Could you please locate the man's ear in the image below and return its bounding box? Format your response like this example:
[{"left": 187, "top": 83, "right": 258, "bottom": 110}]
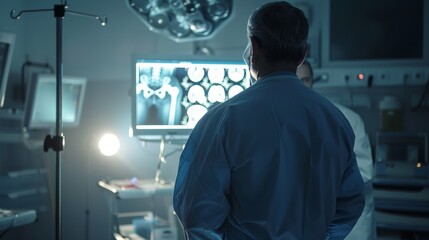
[{"left": 250, "top": 37, "right": 260, "bottom": 65}]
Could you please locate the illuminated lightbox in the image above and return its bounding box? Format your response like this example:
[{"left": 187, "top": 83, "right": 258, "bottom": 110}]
[{"left": 131, "top": 59, "right": 250, "bottom": 140}]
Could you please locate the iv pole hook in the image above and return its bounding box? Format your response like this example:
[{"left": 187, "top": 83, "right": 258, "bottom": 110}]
[
  {"left": 10, "top": 7, "right": 107, "bottom": 26},
  {"left": 10, "top": 8, "right": 53, "bottom": 19}
]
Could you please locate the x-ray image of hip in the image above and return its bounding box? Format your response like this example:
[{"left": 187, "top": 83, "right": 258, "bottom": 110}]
[{"left": 136, "top": 67, "right": 184, "bottom": 125}]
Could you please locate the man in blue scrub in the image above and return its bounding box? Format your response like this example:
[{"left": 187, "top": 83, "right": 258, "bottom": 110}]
[{"left": 173, "top": 2, "right": 365, "bottom": 239}]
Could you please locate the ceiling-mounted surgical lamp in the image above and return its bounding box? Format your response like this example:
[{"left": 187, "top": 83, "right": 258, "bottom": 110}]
[{"left": 126, "top": 0, "right": 233, "bottom": 42}]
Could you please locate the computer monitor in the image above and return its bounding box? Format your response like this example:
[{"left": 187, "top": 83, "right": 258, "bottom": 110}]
[
  {"left": 0, "top": 31, "right": 15, "bottom": 108},
  {"left": 130, "top": 58, "right": 250, "bottom": 141},
  {"left": 23, "top": 74, "right": 87, "bottom": 131},
  {"left": 321, "top": 0, "right": 429, "bottom": 68}
]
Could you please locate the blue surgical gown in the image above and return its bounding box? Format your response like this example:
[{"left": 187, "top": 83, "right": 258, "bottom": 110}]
[{"left": 173, "top": 71, "right": 365, "bottom": 240}]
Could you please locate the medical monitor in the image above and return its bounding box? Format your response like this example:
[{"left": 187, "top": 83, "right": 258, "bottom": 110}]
[
  {"left": 23, "top": 74, "right": 87, "bottom": 131},
  {"left": 321, "top": 0, "right": 429, "bottom": 68},
  {"left": 0, "top": 31, "right": 15, "bottom": 108},
  {"left": 131, "top": 58, "right": 250, "bottom": 141}
]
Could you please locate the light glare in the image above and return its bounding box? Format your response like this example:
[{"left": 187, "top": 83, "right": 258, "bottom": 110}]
[{"left": 98, "top": 133, "right": 120, "bottom": 156}]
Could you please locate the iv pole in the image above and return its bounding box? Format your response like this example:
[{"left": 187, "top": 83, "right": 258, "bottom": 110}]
[{"left": 10, "top": 2, "right": 106, "bottom": 240}]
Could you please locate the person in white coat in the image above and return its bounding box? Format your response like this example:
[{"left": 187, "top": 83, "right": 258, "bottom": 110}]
[
  {"left": 173, "top": 2, "right": 365, "bottom": 239},
  {"left": 297, "top": 60, "right": 376, "bottom": 240}
]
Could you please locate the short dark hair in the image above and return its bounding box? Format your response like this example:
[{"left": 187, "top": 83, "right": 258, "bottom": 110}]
[{"left": 248, "top": 1, "right": 309, "bottom": 63}]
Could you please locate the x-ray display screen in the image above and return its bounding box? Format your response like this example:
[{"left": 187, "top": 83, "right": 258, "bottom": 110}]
[{"left": 131, "top": 59, "right": 250, "bottom": 139}]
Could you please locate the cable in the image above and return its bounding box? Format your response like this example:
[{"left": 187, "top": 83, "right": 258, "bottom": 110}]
[
  {"left": 411, "top": 76, "right": 429, "bottom": 112},
  {"left": 0, "top": 226, "right": 11, "bottom": 239},
  {"left": 367, "top": 75, "right": 373, "bottom": 88},
  {"left": 0, "top": 213, "right": 18, "bottom": 239},
  {"left": 344, "top": 75, "right": 353, "bottom": 107}
]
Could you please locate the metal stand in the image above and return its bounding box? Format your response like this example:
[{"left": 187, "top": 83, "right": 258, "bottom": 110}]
[
  {"left": 155, "top": 137, "right": 184, "bottom": 184},
  {"left": 155, "top": 138, "right": 166, "bottom": 184},
  {"left": 10, "top": 3, "right": 106, "bottom": 240}
]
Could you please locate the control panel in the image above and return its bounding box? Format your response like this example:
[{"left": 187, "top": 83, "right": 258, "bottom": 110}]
[{"left": 314, "top": 67, "right": 429, "bottom": 88}]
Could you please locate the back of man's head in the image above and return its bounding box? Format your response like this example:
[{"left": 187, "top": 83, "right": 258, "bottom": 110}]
[{"left": 247, "top": 1, "right": 309, "bottom": 64}]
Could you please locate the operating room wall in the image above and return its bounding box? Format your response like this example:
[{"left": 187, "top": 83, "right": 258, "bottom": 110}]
[{"left": 2, "top": 1, "right": 428, "bottom": 240}]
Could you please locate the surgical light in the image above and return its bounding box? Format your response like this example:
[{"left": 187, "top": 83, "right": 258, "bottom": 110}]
[
  {"left": 126, "top": 0, "right": 233, "bottom": 42},
  {"left": 98, "top": 133, "right": 120, "bottom": 156}
]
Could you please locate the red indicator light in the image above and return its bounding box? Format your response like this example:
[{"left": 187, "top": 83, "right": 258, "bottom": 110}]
[{"left": 357, "top": 73, "right": 364, "bottom": 80}]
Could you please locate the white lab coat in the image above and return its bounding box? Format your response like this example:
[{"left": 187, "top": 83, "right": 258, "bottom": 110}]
[
  {"left": 334, "top": 104, "right": 376, "bottom": 240},
  {"left": 173, "top": 71, "right": 365, "bottom": 240}
]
